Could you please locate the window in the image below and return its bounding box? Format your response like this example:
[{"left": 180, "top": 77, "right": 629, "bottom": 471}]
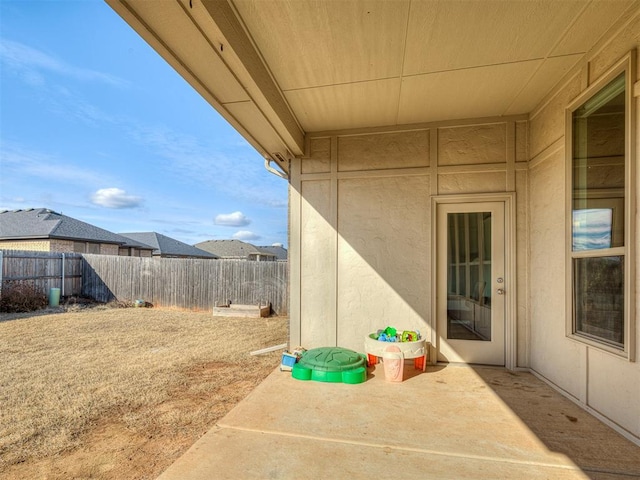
[
  {"left": 567, "top": 55, "right": 635, "bottom": 358},
  {"left": 446, "top": 212, "right": 492, "bottom": 341}
]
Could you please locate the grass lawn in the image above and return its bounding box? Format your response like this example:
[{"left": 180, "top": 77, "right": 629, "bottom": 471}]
[{"left": 0, "top": 305, "right": 288, "bottom": 479}]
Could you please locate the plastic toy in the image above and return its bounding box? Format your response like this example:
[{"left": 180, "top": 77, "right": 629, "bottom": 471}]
[
  {"left": 374, "top": 326, "right": 422, "bottom": 343},
  {"left": 280, "top": 352, "right": 298, "bottom": 371},
  {"left": 291, "top": 347, "right": 367, "bottom": 384},
  {"left": 401, "top": 330, "right": 419, "bottom": 342},
  {"left": 382, "top": 345, "right": 404, "bottom": 382},
  {"left": 375, "top": 326, "right": 403, "bottom": 342}
]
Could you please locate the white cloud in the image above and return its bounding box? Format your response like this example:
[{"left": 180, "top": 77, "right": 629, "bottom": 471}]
[
  {"left": 215, "top": 211, "right": 250, "bottom": 227},
  {"left": 91, "top": 188, "right": 143, "bottom": 209},
  {"left": 0, "top": 39, "right": 128, "bottom": 88},
  {"left": 233, "top": 230, "right": 261, "bottom": 241}
]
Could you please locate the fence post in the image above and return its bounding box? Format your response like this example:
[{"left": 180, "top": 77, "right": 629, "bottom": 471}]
[{"left": 61, "top": 252, "right": 65, "bottom": 297}]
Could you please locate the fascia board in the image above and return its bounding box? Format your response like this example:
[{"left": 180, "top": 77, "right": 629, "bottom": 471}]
[{"left": 105, "top": 0, "right": 302, "bottom": 171}]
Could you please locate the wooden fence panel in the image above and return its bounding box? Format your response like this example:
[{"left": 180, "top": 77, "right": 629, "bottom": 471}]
[
  {"left": 81, "top": 255, "right": 288, "bottom": 314},
  {"left": 1, "top": 251, "right": 288, "bottom": 314},
  {"left": 0, "top": 250, "right": 83, "bottom": 297}
]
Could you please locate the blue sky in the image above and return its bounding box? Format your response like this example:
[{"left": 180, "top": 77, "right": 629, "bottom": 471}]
[{"left": 0, "top": 0, "right": 289, "bottom": 247}]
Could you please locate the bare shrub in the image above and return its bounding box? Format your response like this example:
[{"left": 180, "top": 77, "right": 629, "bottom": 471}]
[
  {"left": 104, "top": 299, "right": 133, "bottom": 309},
  {"left": 0, "top": 282, "right": 48, "bottom": 313}
]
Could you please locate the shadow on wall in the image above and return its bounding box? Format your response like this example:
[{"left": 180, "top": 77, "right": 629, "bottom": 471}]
[
  {"left": 292, "top": 123, "right": 524, "bottom": 349},
  {"left": 295, "top": 170, "right": 432, "bottom": 347}
]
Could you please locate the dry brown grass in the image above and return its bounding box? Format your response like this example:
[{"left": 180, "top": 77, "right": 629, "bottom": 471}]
[{"left": 0, "top": 306, "right": 288, "bottom": 479}]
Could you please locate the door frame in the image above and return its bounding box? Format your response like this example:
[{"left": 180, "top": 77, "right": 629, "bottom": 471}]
[{"left": 431, "top": 193, "right": 517, "bottom": 370}]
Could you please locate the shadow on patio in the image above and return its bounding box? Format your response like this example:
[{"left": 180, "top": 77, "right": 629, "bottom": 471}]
[
  {"left": 471, "top": 367, "right": 640, "bottom": 479},
  {"left": 157, "top": 364, "right": 640, "bottom": 480}
]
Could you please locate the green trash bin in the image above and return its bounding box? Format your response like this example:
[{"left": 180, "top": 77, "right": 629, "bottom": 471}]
[{"left": 49, "top": 288, "right": 61, "bottom": 307}]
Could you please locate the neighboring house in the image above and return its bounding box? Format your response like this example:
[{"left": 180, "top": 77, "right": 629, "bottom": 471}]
[
  {"left": 118, "top": 236, "right": 156, "bottom": 257},
  {"left": 257, "top": 244, "right": 288, "bottom": 262},
  {"left": 119, "top": 232, "right": 218, "bottom": 259},
  {"left": 0, "top": 208, "right": 153, "bottom": 256},
  {"left": 109, "top": 2, "right": 640, "bottom": 445},
  {"left": 195, "top": 239, "right": 277, "bottom": 261}
]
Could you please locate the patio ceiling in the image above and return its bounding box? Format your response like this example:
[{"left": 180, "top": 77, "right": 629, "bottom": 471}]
[{"left": 106, "top": 0, "right": 637, "bottom": 171}]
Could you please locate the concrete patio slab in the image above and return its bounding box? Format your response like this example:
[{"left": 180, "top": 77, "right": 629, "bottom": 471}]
[{"left": 157, "top": 364, "right": 640, "bottom": 480}]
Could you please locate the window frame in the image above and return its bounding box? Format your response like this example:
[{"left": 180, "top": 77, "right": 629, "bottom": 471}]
[{"left": 564, "top": 51, "right": 636, "bottom": 361}]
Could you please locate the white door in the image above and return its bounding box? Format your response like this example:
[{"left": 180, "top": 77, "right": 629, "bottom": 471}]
[{"left": 436, "top": 201, "right": 506, "bottom": 365}]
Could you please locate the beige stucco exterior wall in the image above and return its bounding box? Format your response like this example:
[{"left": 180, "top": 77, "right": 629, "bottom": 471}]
[
  {"left": 528, "top": 11, "right": 640, "bottom": 442},
  {"left": 291, "top": 119, "right": 529, "bottom": 365}
]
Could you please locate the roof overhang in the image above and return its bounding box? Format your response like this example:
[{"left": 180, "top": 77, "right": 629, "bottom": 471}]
[{"left": 106, "top": 0, "right": 639, "bottom": 174}]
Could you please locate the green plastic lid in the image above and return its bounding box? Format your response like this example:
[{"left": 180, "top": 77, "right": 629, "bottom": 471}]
[{"left": 291, "top": 347, "right": 367, "bottom": 384}]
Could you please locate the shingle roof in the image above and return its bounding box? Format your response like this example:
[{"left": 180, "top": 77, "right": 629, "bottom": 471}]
[
  {"left": 195, "top": 239, "right": 276, "bottom": 259},
  {"left": 119, "top": 232, "right": 218, "bottom": 258},
  {"left": 118, "top": 236, "right": 155, "bottom": 250},
  {"left": 0, "top": 208, "right": 130, "bottom": 245},
  {"left": 257, "top": 245, "right": 288, "bottom": 260}
]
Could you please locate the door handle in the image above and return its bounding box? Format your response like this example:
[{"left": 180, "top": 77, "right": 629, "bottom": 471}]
[{"left": 497, "top": 288, "right": 505, "bottom": 295}]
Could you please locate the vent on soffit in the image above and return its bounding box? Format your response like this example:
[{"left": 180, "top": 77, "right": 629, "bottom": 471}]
[{"left": 271, "top": 152, "right": 289, "bottom": 165}]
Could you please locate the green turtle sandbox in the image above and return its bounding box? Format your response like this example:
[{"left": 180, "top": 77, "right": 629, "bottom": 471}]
[{"left": 291, "top": 347, "right": 367, "bottom": 384}]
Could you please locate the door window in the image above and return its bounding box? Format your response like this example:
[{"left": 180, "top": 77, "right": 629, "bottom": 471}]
[{"left": 446, "top": 212, "right": 492, "bottom": 341}]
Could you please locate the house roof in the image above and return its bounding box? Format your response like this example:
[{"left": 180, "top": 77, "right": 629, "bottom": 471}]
[
  {"left": 0, "top": 208, "right": 132, "bottom": 245},
  {"left": 106, "top": 0, "right": 638, "bottom": 173},
  {"left": 257, "top": 245, "right": 288, "bottom": 261},
  {"left": 119, "top": 232, "right": 218, "bottom": 258},
  {"left": 195, "top": 239, "right": 276, "bottom": 259}
]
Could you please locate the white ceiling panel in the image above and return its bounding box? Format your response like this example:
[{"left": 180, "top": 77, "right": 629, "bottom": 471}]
[
  {"left": 550, "top": 0, "right": 636, "bottom": 56},
  {"left": 504, "top": 54, "right": 584, "bottom": 115},
  {"left": 397, "top": 61, "right": 542, "bottom": 125},
  {"left": 284, "top": 78, "right": 401, "bottom": 132},
  {"left": 403, "top": 0, "right": 586, "bottom": 76},
  {"left": 234, "top": 0, "right": 410, "bottom": 91}
]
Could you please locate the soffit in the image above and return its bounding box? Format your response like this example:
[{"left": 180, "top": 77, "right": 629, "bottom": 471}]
[
  {"left": 233, "top": 0, "right": 636, "bottom": 132},
  {"left": 108, "top": 0, "right": 638, "bottom": 170}
]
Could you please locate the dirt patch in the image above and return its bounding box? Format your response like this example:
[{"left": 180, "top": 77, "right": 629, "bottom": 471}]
[
  {"left": 0, "top": 307, "right": 287, "bottom": 479},
  {"left": 5, "top": 362, "right": 273, "bottom": 480}
]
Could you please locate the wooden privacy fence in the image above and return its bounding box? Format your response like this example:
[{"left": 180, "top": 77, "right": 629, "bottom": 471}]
[
  {"left": 82, "top": 254, "right": 289, "bottom": 314},
  {"left": 0, "top": 250, "right": 83, "bottom": 297},
  {"left": 0, "top": 251, "right": 289, "bottom": 314}
]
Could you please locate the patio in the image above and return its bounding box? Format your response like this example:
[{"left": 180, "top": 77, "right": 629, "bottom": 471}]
[{"left": 157, "top": 363, "right": 640, "bottom": 479}]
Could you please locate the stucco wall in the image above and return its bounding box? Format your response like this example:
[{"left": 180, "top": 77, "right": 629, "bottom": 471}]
[
  {"left": 291, "top": 120, "right": 529, "bottom": 363},
  {"left": 528, "top": 10, "right": 640, "bottom": 442},
  {"left": 337, "top": 175, "right": 430, "bottom": 347}
]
